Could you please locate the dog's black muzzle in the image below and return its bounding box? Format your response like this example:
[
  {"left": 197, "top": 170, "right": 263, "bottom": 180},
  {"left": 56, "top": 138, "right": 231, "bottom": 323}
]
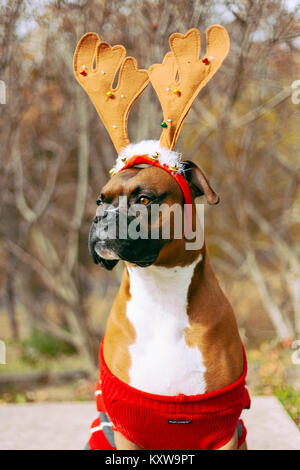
[{"left": 88, "top": 203, "right": 163, "bottom": 270}]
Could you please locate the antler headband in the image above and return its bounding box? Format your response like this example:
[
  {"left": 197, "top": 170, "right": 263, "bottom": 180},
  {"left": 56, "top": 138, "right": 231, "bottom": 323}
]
[
  {"left": 74, "top": 26, "right": 229, "bottom": 154},
  {"left": 149, "top": 26, "right": 230, "bottom": 150},
  {"left": 73, "top": 32, "right": 149, "bottom": 153},
  {"left": 73, "top": 26, "right": 229, "bottom": 234}
]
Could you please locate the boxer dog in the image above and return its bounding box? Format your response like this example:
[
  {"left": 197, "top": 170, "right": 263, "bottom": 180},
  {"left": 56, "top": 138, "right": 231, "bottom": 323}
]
[{"left": 74, "top": 26, "right": 250, "bottom": 450}]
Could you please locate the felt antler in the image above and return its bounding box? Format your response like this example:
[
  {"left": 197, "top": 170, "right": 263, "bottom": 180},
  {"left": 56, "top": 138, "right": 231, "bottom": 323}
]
[
  {"left": 148, "top": 25, "right": 230, "bottom": 150},
  {"left": 73, "top": 33, "right": 149, "bottom": 153}
]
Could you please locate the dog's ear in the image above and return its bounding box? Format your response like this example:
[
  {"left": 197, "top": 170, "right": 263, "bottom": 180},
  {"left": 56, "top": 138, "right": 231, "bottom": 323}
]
[{"left": 183, "top": 160, "right": 220, "bottom": 205}]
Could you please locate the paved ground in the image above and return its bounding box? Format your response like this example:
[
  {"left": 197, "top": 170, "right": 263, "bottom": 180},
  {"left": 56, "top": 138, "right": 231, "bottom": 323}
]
[{"left": 0, "top": 397, "right": 299, "bottom": 450}]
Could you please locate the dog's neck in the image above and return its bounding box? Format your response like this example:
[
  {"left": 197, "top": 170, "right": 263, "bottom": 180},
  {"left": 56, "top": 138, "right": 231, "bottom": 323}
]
[
  {"left": 104, "top": 245, "right": 244, "bottom": 395},
  {"left": 127, "top": 253, "right": 202, "bottom": 320}
]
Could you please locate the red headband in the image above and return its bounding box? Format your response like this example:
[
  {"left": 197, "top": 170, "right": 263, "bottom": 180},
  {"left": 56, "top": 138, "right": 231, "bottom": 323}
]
[{"left": 115, "top": 154, "right": 193, "bottom": 238}]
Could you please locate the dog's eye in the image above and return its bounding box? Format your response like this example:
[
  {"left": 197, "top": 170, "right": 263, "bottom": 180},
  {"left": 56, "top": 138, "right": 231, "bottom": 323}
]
[
  {"left": 96, "top": 198, "right": 102, "bottom": 206},
  {"left": 137, "top": 196, "right": 151, "bottom": 205}
]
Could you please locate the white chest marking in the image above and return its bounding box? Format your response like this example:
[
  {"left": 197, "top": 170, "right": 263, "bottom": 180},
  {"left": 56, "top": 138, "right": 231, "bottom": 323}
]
[{"left": 126, "top": 255, "right": 207, "bottom": 395}]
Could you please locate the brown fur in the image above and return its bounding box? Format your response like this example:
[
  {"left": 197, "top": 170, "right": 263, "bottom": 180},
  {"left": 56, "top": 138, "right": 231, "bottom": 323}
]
[
  {"left": 103, "top": 166, "right": 243, "bottom": 389},
  {"left": 101, "top": 165, "right": 246, "bottom": 449},
  {"left": 103, "top": 268, "right": 135, "bottom": 382},
  {"left": 185, "top": 246, "right": 243, "bottom": 391}
]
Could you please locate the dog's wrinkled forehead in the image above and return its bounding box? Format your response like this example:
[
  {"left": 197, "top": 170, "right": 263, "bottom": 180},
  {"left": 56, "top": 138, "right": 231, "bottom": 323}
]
[{"left": 101, "top": 165, "right": 183, "bottom": 204}]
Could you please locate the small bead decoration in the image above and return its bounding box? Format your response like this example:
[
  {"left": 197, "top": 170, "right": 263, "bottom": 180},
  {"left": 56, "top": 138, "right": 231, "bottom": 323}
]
[
  {"left": 173, "top": 88, "right": 180, "bottom": 95},
  {"left": 93, "top": 216, "right": 99, "bottom": 224},
  {"left": 166, "top": 87, "right": 170, "bottom": 92},
  {"left": 121, "top": 156, "right": 127, "bottom": 163},
  {"left": 161, "top": 121, "right": 167, "bottom": 128},
  {"left": 101, "top": 70, "right": 105, "bottom": 74},
  {"left": 202, "top": 58, "right": 209, "bottom": 65},
  {"left": 106, "top": 91, "right": 113, "bottom": 97},
  {"left": 169, "top": 162, "right": 179, "bottom": 173},
  {"left": 80, "top": 66, "right": 87, "bottom": 76},
  {"left": 120, "top": 94, "right": 125, "bottom": 98},
  {"left": 112, "top": 124, "right": 117, "bottom": 129},
  {"left": 151, "top": 152, "right": 159, "bottom": 160},
  {"left": 209, "top": 56, "right": 214, "bottom": 60},
  {"left": 109, "top": 168, "right": 116, "bottom": 176},
  {"left": 167, "top": 119, "right": 172, "bottom": 122}
]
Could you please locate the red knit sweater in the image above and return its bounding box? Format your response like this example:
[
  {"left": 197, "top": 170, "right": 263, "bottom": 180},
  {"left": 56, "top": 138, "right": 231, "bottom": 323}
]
[{"left": 89, "top": 339, "right": 251, "bottom": 450}]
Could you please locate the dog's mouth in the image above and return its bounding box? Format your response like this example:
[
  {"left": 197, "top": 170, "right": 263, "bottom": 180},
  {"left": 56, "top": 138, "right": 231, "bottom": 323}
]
[{"left": 92, "top": 240, "right": 159, "bottom": 268}]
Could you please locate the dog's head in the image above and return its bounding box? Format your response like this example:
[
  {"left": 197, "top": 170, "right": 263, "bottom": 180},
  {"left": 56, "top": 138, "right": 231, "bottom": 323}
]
[{"left": 88, "top": 145, "right": 219, "bottom": 270}]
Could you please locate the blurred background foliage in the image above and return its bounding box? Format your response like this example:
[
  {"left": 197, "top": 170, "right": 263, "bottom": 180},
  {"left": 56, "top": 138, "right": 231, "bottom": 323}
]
[{"left": 0, "top": 0, "right": 299, "bottom": 424}]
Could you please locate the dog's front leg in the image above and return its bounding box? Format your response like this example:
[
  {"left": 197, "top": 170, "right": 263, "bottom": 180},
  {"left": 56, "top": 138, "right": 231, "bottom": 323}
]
[{"left": 114, "top": 431, "right": 144, "bottom": 450}]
